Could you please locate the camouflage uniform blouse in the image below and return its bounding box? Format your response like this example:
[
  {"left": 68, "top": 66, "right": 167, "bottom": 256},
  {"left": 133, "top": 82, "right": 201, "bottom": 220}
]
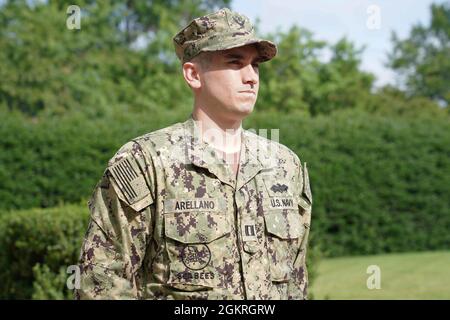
[{"left": 75, "top": 115, "right": 312, "bottom": 300}]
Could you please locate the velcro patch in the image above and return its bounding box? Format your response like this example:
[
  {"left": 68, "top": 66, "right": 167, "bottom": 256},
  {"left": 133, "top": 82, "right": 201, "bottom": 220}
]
[
  {"left": 269, "top": 197, "right": 296, "bottom": 209},
  {"left": 270, "top": 183, "right": 289, "bottom": 193},
  {"left": 108, "top": 156, "right": 150, "bottom": 205},
  {"left": 164, "top": 198, "right": 220, "bottom": 213},
  {"left": 263, "top": 178, "right": 293, "bottom": 197},
  {"left": 242, "top": 223, "right": 257, "bottom": 242}
]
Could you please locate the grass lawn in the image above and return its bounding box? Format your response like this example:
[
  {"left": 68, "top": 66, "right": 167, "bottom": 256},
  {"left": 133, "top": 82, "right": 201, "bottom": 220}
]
[{"left": 310, "top": 250, "right": 450, "bottom": 299}]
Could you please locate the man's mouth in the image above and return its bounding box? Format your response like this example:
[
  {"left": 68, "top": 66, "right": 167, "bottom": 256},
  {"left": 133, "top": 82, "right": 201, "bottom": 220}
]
[{"left": 239, "top": 90, "right": 256, "bottom": 95}]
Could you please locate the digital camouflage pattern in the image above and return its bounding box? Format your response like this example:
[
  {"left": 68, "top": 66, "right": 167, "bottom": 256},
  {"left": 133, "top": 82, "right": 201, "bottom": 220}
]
[
  {"left": 75, "top": 115, "right": 312, "bottom": 300},
  {"left": 173, "top": 8, "right": 277, "bottom": 63}
]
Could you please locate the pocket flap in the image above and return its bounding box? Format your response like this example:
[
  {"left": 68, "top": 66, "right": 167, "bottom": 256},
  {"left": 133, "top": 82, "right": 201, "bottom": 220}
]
[
  {"left": 264, "top": 210, "right": 304, "bottom": 240},
  {"left": 165, "top": 211, "right": 230, "bottom": 243}
]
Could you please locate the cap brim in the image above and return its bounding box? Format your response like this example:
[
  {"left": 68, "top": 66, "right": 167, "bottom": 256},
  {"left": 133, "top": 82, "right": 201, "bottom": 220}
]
[{"left": 199, "top": 37, "right": 277, "bottom": 63}]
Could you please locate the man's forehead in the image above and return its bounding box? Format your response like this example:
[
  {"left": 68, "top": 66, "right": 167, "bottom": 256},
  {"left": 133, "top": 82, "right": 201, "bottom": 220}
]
[{"left": 219, "top": 45, "right": 259, "bottom": 60}]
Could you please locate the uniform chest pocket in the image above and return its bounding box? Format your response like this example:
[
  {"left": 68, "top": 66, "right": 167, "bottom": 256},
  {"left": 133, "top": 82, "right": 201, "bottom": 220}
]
[
  {"left": 164, "top": 208, "right": 232, "bottom": 290},
  {"left": 264, "top": 204, "right": 305, "bottom": 283}
]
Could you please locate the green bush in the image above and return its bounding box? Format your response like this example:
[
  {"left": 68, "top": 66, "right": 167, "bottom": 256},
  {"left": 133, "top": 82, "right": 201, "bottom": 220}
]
[
  {"left": 32, "top": 263, "right": 70, "bottom": 300},
  {"left": 278, "top": 110, "right": 449, "bottom": 257},
  {"left": 1, "top": 108, "right": 449, "bottom": 259},
  {"left": 0, "top": 203, "right": 89, "bottom": 299},
  {"left": 0, "top": 202, "right": 319, "bottom": 299},
  {"left": 0, "top": 108, "right": 191, "bottom": 210}
]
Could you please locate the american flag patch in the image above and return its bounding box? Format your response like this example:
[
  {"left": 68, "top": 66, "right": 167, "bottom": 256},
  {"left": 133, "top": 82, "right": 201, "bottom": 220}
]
[{"left": 109, "top": 156, "right": 149, "bottom": 204}]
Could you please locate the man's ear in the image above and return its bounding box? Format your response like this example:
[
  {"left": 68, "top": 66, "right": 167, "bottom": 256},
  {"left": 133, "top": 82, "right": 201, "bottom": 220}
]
[{"left": 182, "top": 62, "right": 202, "bottom": 90}]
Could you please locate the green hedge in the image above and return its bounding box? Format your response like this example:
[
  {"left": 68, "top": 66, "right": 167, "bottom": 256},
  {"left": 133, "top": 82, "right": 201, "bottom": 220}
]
[
  {"left": 0, "top": 203, "right": 89, "bottom": 299},
  {"left": 300, "top": 111, "right": 449, "bottom": 256},
  {"left": 248, "top": 110, "right": 450, "bottom": 256},
  {"left": 1, "top": 108, "right": 449, "bottom": 298},
  {"left": 0, "top": 202, "right": 319, "bottom": 299},
  {"left": 1, "top": 109, "right": 450, "bottom": 258},
  {"left": 0, "top": 108, "right": 191, "bottom": 210}
]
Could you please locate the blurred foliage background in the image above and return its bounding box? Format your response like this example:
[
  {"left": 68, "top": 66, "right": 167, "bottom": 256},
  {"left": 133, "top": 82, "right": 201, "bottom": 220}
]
[{"left": 0, "top": 0, "right": 449, "bottom": 299}]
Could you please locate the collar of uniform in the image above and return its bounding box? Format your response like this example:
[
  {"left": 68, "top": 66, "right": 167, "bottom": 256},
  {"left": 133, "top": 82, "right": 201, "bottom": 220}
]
[
  {"left": 182, "top": 115, "right": 234, "bottom": 188},
  {"left": 182, "top": 115, "right": 275, "bottom": 191},
  {"left": 237, "top": 129, "right": 277, "bottom": 190}
]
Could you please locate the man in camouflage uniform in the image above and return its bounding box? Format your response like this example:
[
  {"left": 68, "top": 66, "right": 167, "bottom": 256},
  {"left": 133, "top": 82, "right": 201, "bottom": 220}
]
[{"left": 75, "top": 7, "right": 312, "bottom": 300}]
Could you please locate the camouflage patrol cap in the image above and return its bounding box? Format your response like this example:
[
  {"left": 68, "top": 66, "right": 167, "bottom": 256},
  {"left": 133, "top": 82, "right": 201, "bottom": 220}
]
[{"left": 173, "top": 8, "right": 277, "bottom": 64}]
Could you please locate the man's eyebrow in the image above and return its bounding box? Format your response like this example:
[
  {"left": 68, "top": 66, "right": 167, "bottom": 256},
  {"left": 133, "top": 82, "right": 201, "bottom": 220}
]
[
  {"left": 224, "top": 53, "right": 244, "bottom": 60},
  {"left": 224, "top": 53, "right": 261, "bottom": 63}
]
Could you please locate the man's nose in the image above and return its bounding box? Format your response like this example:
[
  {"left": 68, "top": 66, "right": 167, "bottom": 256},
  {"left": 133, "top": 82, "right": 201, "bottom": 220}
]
[{"left": 241, "top": 63, "right": 258, "bottom": 86}]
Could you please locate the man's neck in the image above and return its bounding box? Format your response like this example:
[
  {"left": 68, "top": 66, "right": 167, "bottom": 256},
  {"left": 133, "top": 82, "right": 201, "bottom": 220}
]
[{"left": 191, "top": 107, "right": 243, "bottom": 153}]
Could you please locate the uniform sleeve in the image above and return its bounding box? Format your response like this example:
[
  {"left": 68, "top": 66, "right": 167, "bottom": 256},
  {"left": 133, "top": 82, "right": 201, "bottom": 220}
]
[
  {"left": 74, "top": 141, "right": 155, "bottom": 300},
  {"left": 288, "top": 161, "right": 312, "bottom": 300}
]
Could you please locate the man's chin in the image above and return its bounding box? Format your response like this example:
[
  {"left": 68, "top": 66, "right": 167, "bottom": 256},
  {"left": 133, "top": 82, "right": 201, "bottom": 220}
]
[
  {"left": 236, "top": 104, "right": 255, "bottom": 116},
  {"left": 221, "top": 104, "right": 255, "bottom": 122}
]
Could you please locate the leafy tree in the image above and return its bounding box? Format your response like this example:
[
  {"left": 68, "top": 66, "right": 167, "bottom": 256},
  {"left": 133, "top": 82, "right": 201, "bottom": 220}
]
[
  {"left": 388, "top": 2, "right": 450, "bottom": 106},
  {"left": 0, "top": 0, "right": 229, "bottom": 117},
  {"left": 364, "top": 85, "right": 443, "bottom": 117},
  {"left": 258, "top": 26, "right": 374, "bottom": 115},
  {"left": 0, "top": 0, "right": 445, "bottom": 118},
  {"left": 257, "top": 26, "right": 326, "bottom": 114},
  {"left": 119, "top": 0, "right": 230, "bottom": 43},
  {"left": 309, "top": 38, "right": 374, "bottom": 115}
]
